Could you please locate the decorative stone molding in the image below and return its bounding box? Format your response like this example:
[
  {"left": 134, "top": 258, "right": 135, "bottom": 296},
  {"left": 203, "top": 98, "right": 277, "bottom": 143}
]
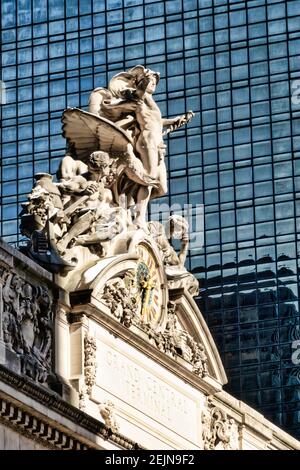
[
  {"left": 79, "top": 334, "right": 97, "bottom": 410},
  {"left": 157, "top": 301, "right": 208, "bottom": 377},
  {"left": 202, "top": 399, "right": 240, "bottom": 450},
  {"left": 99, "top": 401, "right": 120, "bottom": 433},
  {"left": 0, "top": 395, "right": 88, "bottom": 450},
  {"left": 84, "top": 334, "right": 97, "bottom": 395},
  {"left": 0, "top": 363, "right": 143, "bottom": 450},
  {"left": 56, "top": 307, "right": 68, "bottom": 323},
  {"left": 0, "top": 266, "right": 54, "bottom": 384},
  {"left": 101, "top": 282, "right": 208, "bottom": 378}
]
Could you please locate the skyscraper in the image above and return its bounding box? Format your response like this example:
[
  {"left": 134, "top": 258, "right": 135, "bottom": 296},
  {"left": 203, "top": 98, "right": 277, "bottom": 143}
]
[{"left": 1, "top": 0, "right": 300, "bottom": 439}]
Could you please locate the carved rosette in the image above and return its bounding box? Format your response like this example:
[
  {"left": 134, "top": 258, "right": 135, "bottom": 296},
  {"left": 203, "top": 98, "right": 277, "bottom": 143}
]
[
  {"left": 202, "top": 399, "right": 239, "bottom": 450},
  {"left": 0, "top": 266, "right": 54, "bottom": 383}
]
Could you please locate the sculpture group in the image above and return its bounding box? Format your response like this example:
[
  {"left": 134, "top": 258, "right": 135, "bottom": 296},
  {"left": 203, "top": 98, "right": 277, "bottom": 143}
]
[
  {"left": 20, "top": 65, "right": 205, "bottom": 376},
  {"left": 21, "top": 65, "right": 195, "bottom": 278}
]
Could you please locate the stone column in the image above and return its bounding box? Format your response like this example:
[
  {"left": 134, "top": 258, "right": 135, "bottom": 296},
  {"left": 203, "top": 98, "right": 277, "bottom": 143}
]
[
  {"left": 69, "top": 312, "right": 89, "bottom": 407},
  {"left": 0, "top": 279, "right": 4, "bottom": 361}
]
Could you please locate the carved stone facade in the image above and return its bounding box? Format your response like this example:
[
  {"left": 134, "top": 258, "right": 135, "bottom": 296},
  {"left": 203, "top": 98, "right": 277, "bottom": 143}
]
[
  {"left": 99, "top": 401, "right": 120, "bottom": 434},
  {"left": 101, "top": 273, "right": 139, "bottom": 328},
  {"left": 0, "top": 233, "right": 299, "bottom": 450},
  {"left": 202, "top": 399, "right": 240, "bottom": 450},
  {"left": 0, "top": 263, "right": 54, "bottom": 384},
  {"left": 79, "top": 334, "right": 97, "bottom": 410},
  {"left": 100, "top": 275, "right": 208, "bottom": 378},
  {"left": 84, "top": 335, "right": 97, "bottom": 395}
]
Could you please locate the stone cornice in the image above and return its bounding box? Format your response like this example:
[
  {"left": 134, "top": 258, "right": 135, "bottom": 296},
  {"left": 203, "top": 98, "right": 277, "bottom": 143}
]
[
  {"left": 0, "top": 364, "right": 143, "bottom": 450},
  {"left": 0, "top": 395, "right": 86, "bottom": 450},
  {"left": 0, "top": 240, "right": 53, "bottom": 283},
  {"left": 214, "top": 390, "right": 300, "bottom": 450}
]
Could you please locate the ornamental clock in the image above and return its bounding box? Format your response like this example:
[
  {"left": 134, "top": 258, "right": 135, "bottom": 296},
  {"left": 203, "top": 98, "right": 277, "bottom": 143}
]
[{"left": 135, "top": 244, "right": 165, "bottom": 327}]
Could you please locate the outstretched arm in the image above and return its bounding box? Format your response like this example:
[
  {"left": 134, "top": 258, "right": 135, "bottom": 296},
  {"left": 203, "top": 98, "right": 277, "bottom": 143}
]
[
  {"left": 169, "top": 215, "right": 190, "bottom": 267},
  {"left": 163, "top": 111, "right": 194, "bottom": 135},
  {"left": 178, "top": 237, "right": 189, "bottom": 267}
]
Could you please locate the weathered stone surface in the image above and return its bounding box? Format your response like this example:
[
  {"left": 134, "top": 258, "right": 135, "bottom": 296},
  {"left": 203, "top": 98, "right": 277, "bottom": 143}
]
[{"left": 0, "top": 259, "right": 54, "bottom": 385}]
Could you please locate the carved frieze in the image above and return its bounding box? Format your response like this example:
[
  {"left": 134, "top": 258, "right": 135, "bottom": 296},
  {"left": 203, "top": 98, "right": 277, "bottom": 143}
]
[
  {"left": 0, "top": 266, "right": 53, "bottom": 383},
  {"left": 147, "top": 301, "right": 208, "bottom": 378},
  {"left": 101, "top": 272, "right": 208, "bottom": 378}
]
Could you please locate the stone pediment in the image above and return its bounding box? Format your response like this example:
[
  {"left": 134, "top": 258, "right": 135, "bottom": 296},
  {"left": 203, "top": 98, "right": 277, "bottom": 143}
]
[
  {"left": 67, "top": 236, "right": 227, "bottom": 392},
  {"left": 169, "top": 288, "right": 227, "bottom": 387}
]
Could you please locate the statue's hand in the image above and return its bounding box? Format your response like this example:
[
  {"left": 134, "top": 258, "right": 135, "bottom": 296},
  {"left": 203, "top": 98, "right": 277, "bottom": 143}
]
[
  {"left": 85, "top": 182, "right": 99, "bottom": 195},
  {"left": 177, "top": 110, "right": 194, "bottom": 126},
  {"left": 163, "top": 111, "right": 194, "bottom": 135},
  {"left": 169, "top": 215, "right": 189, "bottom": 241}
]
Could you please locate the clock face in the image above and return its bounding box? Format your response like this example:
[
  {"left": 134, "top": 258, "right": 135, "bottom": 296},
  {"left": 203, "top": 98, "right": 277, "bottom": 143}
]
[{"left": 135, "top": 244, "right": 164, "bottom": 326}]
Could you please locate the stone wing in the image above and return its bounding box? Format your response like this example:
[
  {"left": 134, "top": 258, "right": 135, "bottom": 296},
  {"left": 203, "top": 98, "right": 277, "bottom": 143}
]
[{"left": 62, "top": 108, "right": 133, "bottom": 162}]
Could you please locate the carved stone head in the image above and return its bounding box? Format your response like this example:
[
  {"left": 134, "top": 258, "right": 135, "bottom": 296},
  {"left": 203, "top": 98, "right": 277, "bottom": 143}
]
[
  {"left": 88, "top": 151, "right": 111, "bottom": 177},
  {"left": 128, "top": 65, "right": 160, "bottom": 95},
  {"left": 129, "top": 65, "right": 160, "bottom": 85}
]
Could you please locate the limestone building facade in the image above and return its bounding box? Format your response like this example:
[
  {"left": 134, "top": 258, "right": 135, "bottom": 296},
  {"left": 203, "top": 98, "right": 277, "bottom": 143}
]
[{"left": 0, "top": 239, "right": 299, "bottom": 450}]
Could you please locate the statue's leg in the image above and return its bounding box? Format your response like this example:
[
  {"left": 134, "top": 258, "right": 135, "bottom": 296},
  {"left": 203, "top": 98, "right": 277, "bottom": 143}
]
[
  {"left": 134, "top": 186, "right": 152, "bottom": 227},
  {"left": 134, "top": 135, "right": 160, "bottom": 226},
  {"left": 56, "top": 211, "right": 94, "bottom": 253},
  {"left": 136, "top": 134, "right": 159, "bottom": 177},
  {"left": 124, "top": 144, "right": 158, "bottom": 187},
  {"left": 151, "top": 163, "right": 167, "bottom": 199}
]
